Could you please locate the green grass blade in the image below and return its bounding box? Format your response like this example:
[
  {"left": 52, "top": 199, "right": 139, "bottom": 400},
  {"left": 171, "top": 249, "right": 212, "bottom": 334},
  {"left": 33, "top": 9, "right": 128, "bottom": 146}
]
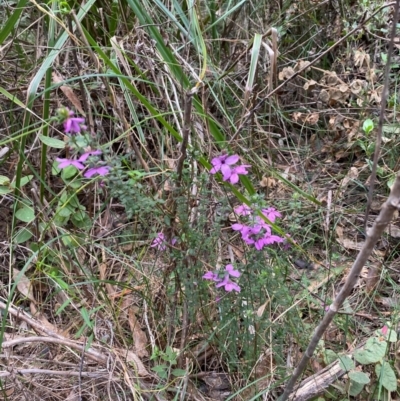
[{"left": 0, "top": 0, "right": 29, "bottom": 44}]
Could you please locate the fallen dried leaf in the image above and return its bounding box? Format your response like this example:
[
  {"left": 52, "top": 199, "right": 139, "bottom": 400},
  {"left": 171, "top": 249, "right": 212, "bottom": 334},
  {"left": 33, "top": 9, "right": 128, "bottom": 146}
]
[
  {"left": 13, "top": 268, "right": 36, "bottom": 303},
  {"left": 122, "top": 349, "right": 149, "bottom": 376},
  {"left": 128, "top": 308, "right": 149, "bottom": 357},
  {"left": 52, "top": 71, "right": 85, "bottom": 115}
]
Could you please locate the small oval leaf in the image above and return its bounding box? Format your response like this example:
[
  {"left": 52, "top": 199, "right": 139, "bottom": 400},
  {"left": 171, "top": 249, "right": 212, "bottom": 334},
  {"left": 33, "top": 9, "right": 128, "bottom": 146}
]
[
  {"left": 349, "top": 371, "right": 370, "bottom": 385},
  {"left": 0, "top": 175, "right": 10, "bottom": 185},
  {"left": 15, "top": 206, "right": 35, "bottom": 223},
  {"left": 339, "top": 355, "right": 355, "bottom": 371},
  {"left": 14, "top": 228, "right": 33, "bottom": 244},
  {"left": 376, "top": 362, "right": 397, "bottom": 392},
  {"left": 39, "top": 134, "right": 66, "bottom": 149}
]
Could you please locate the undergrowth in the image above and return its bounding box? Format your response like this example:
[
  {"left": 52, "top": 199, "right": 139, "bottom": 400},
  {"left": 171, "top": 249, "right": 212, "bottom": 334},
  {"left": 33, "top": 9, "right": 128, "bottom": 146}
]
[{"left": 0, "top": 0, "right": 400, "bottom": 400}]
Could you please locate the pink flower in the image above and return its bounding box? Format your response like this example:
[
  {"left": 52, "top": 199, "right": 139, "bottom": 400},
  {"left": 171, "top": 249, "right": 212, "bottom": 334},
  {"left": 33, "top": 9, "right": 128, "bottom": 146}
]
[
  {"left": 234, "top": 204, "right": 253, "bottom": 216},
  {"left": 261, "top": 207, "right": 282, "bottom": 223},
  {"left": 84, "top": 166, "right": 110, "bottom": 178},
  {"left": 56, "top": 157, "right": 85, "bottom": 170},
  {"left": 63, "top": 110, "right": 86, "bottom": 134},
  {"left": 203, "top": 264, "right": 241, "bottom": 293},
  {"left": 225, "top": 264, "right": 240, "bottom": 277},
  {"left": 381, "top": 325, "right": 389, "bottom": 336},
  {"left": 151, "top": 232, "right": 177, "bottom": 251},
  {"left": 151, "top": 232, "right": 167, "bottom": 251},
  {"left": 231, "top": 223, "right": 250, "bottom": 234},
  {"left": 210, "top": 154, "right": 239, "bottom": 176},
  {"left": 262, "top": 233, "right": 284, "bottom": 246},
  {"left": 216, "top": 276, "right": 241, "bottom": 292},
  {"left": 225, "top": 164, "right": 251, "bottom": 184},
  {"left": 79, "top": 150, "right": 102, "bottom": 162},
  {"left": 203, "top": 272, "right": 221, "bottom": 282}
]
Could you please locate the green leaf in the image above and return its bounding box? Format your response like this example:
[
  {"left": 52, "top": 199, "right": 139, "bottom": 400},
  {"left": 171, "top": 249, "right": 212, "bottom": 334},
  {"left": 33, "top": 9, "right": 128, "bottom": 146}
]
[
  {"left": 0, "top": 175, "right": 10, "bottom": 185},
  {"left": 56, "top": 205, "right": 73, "bottom": 218},
  {"left": 338, "top": 356, "right": 354, "bottom": 371},
  {"left": 0, "top": 186, "right": 12, "bottom": 195},
  {"left": 349, "top": 371, "right": 370, "bottom": 384},
  {"left": 152, "top": 364, "right": 168, "bottom": 379},
  {"left": 61, "top": 234, "right": 83, "bottom": 248},
  {"left": 10, "top": 175, "right": 33, "bottom": 188},
  {"left": 376, "top": 326, "right": 397, "bottom": 343},
  {"left": 348, "top": 380, "right": 365, "bottom": 397},
  {"left": 171, "top": 368, "right": 187, "bottom": 377},
  {"left": 14, "top": 228, "right": 33, "bottom": 244},
  {"left": 39, "top": 135, "right": 65, "bottom": 149},
  {"left": 55, "top": 298, "right": 72, "bottom": 315},
  {"left": 323, "top": 349, "right": 339, "bottom": 365},
  {"left": 80, "top": 307, "right": 93, "bottom": 329},
  {"left": 15, "top": 206, "right": 35, "bottom": 223},
  {"left": 61, "top": 165, "right": 79, "bottom": 180},
  {"left": 0, "top": 0, "right": 29, "bottom": 45},
  {"left": 376, "top": 362, "right": 397, "bottom": 392},
  {"left": 354, "top": 337, "right": 387, "bottom": 364},
  {"left": 363, "top": 118, "right": 374, "bottom": 134}
]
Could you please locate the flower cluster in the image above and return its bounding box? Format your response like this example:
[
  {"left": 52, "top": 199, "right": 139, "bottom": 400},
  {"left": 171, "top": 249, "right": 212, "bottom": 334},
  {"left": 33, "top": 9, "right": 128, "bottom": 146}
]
[
  {"left": 209, "top": 154, "right": 250, "bottom": 184},
  {"left": 232, "top": 205, "right": 284, "bottom": 251},
  {"left": 151, "top": 232, "right": 177, "bottom": 251},
  {"left": 203, "top": 264, "right": 241, "bottom": 293},
  {"left": 55, "top": 108, "right": 110, "bottom": 178}
]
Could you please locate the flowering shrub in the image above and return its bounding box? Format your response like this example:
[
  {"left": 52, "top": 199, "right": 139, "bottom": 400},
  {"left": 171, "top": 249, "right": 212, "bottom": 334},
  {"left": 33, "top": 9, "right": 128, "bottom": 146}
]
[
  {"left": 55, "top": 108, "right": 110, "bottom": 179},
  {"left": 203, "top": 153, "right": 287, "bottom": 294}
]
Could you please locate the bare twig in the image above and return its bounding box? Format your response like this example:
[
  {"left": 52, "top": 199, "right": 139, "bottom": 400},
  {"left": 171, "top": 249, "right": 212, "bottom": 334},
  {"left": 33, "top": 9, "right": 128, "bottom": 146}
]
[
  {"left": 2, "top": 335, "right": 108, "bottom": 365},
  {"left": 0, "top": 369, "right": 109, "bottom": 378},
  {"left": 278, "top": 171, "right": 400, "bottom": 401},
  {"left": 364, "top": 0, "right": 400, "bottom": 229}
]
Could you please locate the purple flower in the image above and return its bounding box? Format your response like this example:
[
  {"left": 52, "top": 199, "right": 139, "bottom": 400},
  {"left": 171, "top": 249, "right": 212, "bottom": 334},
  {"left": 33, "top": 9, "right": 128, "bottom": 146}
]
[
  {"left": 234, "top": 204, "right": 253, "bottom": 216},
  {"left": 203, "top": 264, "right": 241, "bottom": 293},
  {"left": 225, "top": 264, "right": 240, "bottom": 278},
  {"left": 209, "top": 154, "right": 239, "bottom": 176},
  {"left": 231, "top": 223, "right": 250, "bottom": 234},
  {"left": 241, "top": 224, "right": 283, "bottom": 250},
  {"left": 56, "top": 157, "right": 85, "bottom": 170},
  {"left": 151, "top": 232, "right": 167, "bottom": 251},
  {"left": 242, "top": 224, "right": 263, "bottom": 243},
  {"left": 63, "top": 110, "right": 86, "bottom": 134},
  {"left": 216, "top": 276, "right": 241, "bottom": 292},
  {"left": 225, "top": 164, "right": 251, "bottom": 184},
  {"left": 151, "top": 232, "right": 177, "bottom": 251},
  {"left": 261, "top": 207, "right": 282, "bottom": 223},
  {"left": 79, "top": 150, "right": 102, "bottom": 162},
  {"left": 203, "top": 272, "right": 221, "bottom": 282},
  {"left": 84, "top": 166, "right": 110, "bottom": 178}
]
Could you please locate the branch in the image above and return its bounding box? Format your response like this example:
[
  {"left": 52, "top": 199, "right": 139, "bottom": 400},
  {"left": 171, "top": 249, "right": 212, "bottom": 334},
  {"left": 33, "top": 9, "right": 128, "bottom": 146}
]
[{"left": 279, "top": 171, "right": 400, "bottom": 401}]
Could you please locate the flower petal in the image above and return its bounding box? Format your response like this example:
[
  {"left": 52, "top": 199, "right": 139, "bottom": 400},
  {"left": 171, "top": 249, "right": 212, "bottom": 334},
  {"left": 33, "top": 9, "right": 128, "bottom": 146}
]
[{"left": 225, "top": 155, "right": 239, "bottom": 165}]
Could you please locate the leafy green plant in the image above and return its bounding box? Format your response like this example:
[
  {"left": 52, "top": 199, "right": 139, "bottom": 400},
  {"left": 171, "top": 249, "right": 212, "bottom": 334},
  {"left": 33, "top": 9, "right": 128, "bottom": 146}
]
[
  {"left": 150, "top": 346, "right": 186, "bottom": 379},
  {"left": 329, "top": 324, "right": 398, "bottom": 398}
]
